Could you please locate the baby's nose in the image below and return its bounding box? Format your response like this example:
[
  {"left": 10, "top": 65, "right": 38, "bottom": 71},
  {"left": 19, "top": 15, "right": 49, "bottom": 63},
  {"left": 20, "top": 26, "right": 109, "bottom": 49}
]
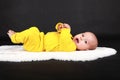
[{"left": 80, "top": 37, "right": 83, "bottom": 40}]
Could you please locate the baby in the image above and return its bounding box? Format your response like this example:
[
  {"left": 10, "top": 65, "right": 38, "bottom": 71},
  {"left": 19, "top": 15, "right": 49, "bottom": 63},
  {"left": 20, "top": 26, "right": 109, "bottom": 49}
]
[{"left": 7, "top": 22, "right": 98, "bottom": 52}]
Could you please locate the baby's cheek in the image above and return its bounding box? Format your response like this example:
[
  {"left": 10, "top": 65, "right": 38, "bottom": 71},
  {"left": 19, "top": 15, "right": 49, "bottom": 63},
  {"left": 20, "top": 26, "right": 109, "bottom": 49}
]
[{"left": 77, "top": 44, "right": 82, "bottom": 49}]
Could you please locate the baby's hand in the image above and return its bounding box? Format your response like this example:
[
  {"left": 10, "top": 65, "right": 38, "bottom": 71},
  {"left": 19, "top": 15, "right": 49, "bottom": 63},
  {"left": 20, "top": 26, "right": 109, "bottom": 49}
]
[
  {"left": 58, "top": 23, "right": 71, "bottom": 30},
  {"left": 63, "top": 23, "right": 71, "bottom": 29}
]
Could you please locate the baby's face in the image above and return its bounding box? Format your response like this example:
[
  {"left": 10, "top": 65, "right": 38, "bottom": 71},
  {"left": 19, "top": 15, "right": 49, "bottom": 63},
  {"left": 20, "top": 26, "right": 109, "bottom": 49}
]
[{"left": 73, "top": 32, "right": 98, "bottom": 50}]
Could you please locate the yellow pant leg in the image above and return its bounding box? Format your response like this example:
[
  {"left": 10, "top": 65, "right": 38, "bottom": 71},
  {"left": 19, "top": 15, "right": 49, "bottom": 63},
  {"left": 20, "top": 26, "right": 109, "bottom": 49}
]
[{"left": 11, "top": 27, "right": 44, "bottom": 52}]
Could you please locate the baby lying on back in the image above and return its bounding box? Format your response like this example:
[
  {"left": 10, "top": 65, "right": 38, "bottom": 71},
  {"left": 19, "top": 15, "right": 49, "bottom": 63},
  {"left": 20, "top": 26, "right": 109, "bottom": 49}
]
[{"left": 7, "top": 22, "right": 98, "bottom": 52}]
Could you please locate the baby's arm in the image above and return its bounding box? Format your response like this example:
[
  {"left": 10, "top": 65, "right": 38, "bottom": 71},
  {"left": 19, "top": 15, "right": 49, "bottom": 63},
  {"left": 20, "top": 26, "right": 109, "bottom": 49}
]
[
  {"left": 55, "top": 22, "right": 71, "bottom": 32},
  {"left": 58, "top": 26, "right": 76, "bottom": 51}
]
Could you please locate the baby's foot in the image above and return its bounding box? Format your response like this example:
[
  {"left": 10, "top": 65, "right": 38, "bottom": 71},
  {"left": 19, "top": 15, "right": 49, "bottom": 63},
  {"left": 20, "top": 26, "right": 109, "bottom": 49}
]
[{"left": 7, "top": 30, "right": 16, "bottom": 38}]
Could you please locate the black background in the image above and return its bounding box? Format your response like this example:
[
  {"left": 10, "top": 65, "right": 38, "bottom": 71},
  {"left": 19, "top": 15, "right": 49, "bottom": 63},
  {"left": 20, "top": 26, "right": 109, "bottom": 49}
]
[
  {"left": 0, "top": 0, "right": 120, "bottom": 39},
  {"left": 0, "top": 0, "right": 120, "bottom": 80}
]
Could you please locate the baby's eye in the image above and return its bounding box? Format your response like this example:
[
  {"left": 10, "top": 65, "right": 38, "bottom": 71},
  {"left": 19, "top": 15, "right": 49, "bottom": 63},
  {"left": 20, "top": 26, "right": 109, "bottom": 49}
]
[
  {"left": 85, "top": 41, "right": 87, "bottom": 44},
  {"left": 82, "top": 34, "right": 84, "bottom": 37}
]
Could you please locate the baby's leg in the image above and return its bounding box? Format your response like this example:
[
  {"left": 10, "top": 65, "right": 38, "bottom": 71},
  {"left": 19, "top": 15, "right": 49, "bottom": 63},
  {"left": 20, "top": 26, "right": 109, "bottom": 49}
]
[
  {"left": 8, "top": 27, "right": 40, "bottom": 44},
  {"left": 7, "top": 30, "right": 16, "bottom": 38},
  {"left": 7, "top": 27, "right": 44, "bottom": 51}
]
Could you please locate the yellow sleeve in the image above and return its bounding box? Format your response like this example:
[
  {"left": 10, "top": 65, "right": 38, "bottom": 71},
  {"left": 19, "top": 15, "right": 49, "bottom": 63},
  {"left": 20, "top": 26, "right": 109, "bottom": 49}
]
[
  {"left": 55, "top": 22, "right": 63, "bottom": 32},
  {"left": 59, "top": 28, "right": 76, "bottom": 51}
]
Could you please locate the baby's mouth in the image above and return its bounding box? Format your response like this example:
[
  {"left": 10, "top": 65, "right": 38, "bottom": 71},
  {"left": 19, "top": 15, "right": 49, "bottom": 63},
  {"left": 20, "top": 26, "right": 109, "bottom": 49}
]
[{"left": 75, "top": 38, "right": 79, "bottom": 43}]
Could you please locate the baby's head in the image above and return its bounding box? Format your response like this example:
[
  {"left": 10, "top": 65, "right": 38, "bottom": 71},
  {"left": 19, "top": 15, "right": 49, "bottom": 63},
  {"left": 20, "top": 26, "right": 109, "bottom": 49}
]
[{"left": 73, "top": 32, "right": 98, "bottom": 50}]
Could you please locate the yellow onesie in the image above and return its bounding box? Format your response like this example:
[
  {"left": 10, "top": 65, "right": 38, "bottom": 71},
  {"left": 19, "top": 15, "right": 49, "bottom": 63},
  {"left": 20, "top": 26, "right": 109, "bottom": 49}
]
[{"left": 10, "top": 23, "right": 76, "bottom": 52}]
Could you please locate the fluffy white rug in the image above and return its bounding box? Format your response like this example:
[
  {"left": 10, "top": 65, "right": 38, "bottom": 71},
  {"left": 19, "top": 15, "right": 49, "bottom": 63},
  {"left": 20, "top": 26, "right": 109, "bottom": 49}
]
[{"left": 0, "top": 45, "right": 117, "bottom": 62}]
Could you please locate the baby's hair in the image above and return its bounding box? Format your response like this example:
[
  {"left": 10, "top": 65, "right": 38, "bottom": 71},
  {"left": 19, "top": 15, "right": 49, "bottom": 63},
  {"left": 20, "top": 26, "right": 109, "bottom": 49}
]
[{"left": 87, "top": 32, "right": 98, "bottom": 50}]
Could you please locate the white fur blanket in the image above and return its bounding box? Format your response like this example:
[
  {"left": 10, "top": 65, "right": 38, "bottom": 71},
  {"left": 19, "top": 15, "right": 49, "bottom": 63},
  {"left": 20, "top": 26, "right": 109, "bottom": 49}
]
[{"left": 0, "top": 45, "right": 117, "bottom": 62}]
